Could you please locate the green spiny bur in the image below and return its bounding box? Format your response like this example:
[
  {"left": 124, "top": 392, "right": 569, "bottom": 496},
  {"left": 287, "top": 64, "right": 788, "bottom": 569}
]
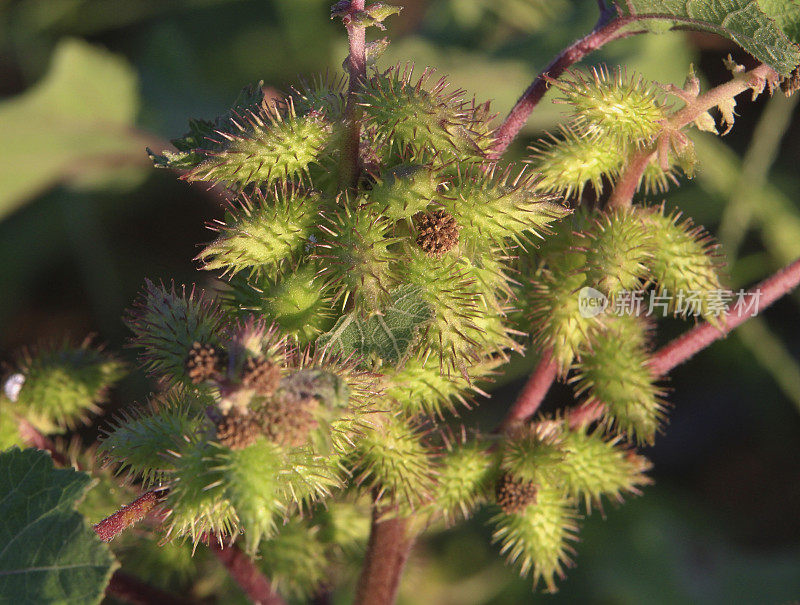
[
  {"left": 314, "top": 201, "right": 398, "bottom": 310},
  {"left": 219, "top": 438, "right": 285, "bottom": 552},
  {"left": 552, "top": 67, "right": 666, "bottom": 148},
  {"left": 559, "top": 427, "right": 652, "bottom": 511},
  {"left": 360, "top": 65, "right": 492, "bottom": 161},
  {"left": 126, "top": 279, "right": 226, "bottom": 384},
  {"left": 527, "top": 125, "right": 623, "bottom": 199},
  {"left": 257, "top": 520, "right": 329, "bottom": 600},
  {"left": 98, "top": 390, "right": 208, "bottom": 487},
  {"left": 432, "top": 438, "right": 495, "bottom": 523},
  {"left": 579, "top": 206, "right": 655, "bottom": 295},
  {"left": 368, "top": 164, "right": 438, "bottom": 220},
  {"left": 570, "top": 315, "right": 664, "bottom": 444},
  {"left": 15, "top": 339, "right": 126, "bottom": 433},
  {"left": 352, "top": 413, "right": 435, "bottom": 507},
  {"left": 491, "top": 483, "right": 579, "bottom": 592},
  {"left": 198, "top": 188, "right": 322, "bottom": 277},
  {"left": 645, "top": 205, "right": 726, "bottom": 323},
  {"left": 441, "top": 165, "right": 570, "bottom": 252}
]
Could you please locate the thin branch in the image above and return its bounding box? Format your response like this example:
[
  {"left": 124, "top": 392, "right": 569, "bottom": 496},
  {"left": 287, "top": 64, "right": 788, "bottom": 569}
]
[
  {"left": 498, "top": 348, "right": 558, "bottom": 431},
  {"left": 355, "top": 512, "right": 415, "bottom": 605},
  {"left": 93, "top": 489, "right": 166, "bottom": 542},
  {"left": 608, "top": 63, "right": 778, "bottom": 208},
  {"left": 207, "top": 540, "right": 287, "bottom": 605},
  {"left": 568, "top": 256, "right": 800, "bottom": 426},
  {"left": 106, "top": 570, "right": 198, "bottom": 605},
  {"left": 650, "top": 256, "right": 800, "bottom": 376},
  {"left": 490, "top": 12, "right": 641, "bottom": 158},
  {"left": 342, "top": 0, "right": 367, "bottom": 186}
]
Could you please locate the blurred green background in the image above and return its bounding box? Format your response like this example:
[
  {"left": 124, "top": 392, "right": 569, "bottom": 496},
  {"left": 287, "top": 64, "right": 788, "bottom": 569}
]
[{"left": 0, "top": 1, "right": 798, "bottom": 603}]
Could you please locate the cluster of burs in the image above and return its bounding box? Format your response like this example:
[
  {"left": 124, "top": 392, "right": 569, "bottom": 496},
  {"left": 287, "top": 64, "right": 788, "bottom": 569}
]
[{"left": 79, "top": 62, "right": 726, "bottom": 592}]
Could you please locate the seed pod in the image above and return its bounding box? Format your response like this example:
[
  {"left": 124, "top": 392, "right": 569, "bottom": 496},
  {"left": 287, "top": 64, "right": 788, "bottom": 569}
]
[
  {"left": 241, "top": 356, "right": 281, "bottom": 395},
  {"left": 185, "top": 342, "right": 225, "bottom": 384},
  {"left": 215, "top": 408, "right": 261, "bottom": 451},
  {"left": 415, "top": 210, "right": 460, "bottom": 257},
  {"left": 495, "top": 473, "right": 538, "bottom": 514}
]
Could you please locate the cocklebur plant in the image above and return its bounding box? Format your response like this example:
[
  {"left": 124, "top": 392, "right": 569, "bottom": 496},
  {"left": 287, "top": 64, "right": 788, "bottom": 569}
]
[{"left": 4, "top": 2, "right": 800, "bottom": 604}]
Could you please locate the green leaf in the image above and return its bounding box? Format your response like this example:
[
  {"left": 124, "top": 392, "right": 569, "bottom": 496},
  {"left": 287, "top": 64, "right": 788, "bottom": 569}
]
[
  {"left": 0, "top": 448, "right": 118, "bottom": 604},
  {"left": 317, "top": 285, "right": 434, "bottom": 365},
  {"left": 0, "top": 39, "right": 146, "bottom": 219},
  {"left": 616, "top": 0, "right": 800, "bottom": 75}
]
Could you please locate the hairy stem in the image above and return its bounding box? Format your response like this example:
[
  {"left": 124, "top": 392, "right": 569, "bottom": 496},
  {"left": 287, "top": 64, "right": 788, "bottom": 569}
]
[
  {"left": 608, "top": 63, "right": 778, "bottom": 208},
  {"left": 498, "top": 348, "right": 558, "bottom": 431},
  {"left": 355, "top": 512, "right": 415, "bottom": 605},
  {"left": 93, "top": 489, "right": 166, "bottom": 542},
  {"left": 490, "top": 10, "right": 640, "bottom": 158},
  {"left": 343, "top": 0, "right": 367, "bottom": 186},
  {"left": 207, "top": 540, "right": 287, "bottom": 605},
  {"left": 106, "top": 570, "right": 198, "bottom": 605}
]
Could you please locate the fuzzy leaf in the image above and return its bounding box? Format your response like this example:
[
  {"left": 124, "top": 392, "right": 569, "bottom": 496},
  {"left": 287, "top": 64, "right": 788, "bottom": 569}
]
[
  {"left": 0, "top": 39, "right": 144, "bottom": 219},
  {"left": 0, "top": 448, "right": 118, "bottom": 603},
  {"left": 317, "top": 285, "right": 434, "bottom": 365},
  {"left": 616, "top": 0, "right": 800, "bottom": 76}
]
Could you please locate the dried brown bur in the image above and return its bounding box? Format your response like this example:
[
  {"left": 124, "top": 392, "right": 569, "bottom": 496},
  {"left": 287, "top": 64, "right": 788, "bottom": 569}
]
[
  {"left": 185, "top": 342, "right": 225, "bottom": 384},
  {"left": 495, "top": 472, "right": 538, "bottom": 514},
  {"left": 415, "top": 209, "right": 460, "bottom": 257}
]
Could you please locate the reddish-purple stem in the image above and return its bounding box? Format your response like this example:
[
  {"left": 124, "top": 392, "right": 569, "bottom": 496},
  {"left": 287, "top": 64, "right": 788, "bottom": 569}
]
[
  {"left": 93, "top": 490, "right": 164, "bottom": 542},
  {"left": 498, "top": 348, "right": 558, "bottom": 431},
  {"left": 354, "top": 513, "right": 415, "bottom": 605},
  {"left": 17, "top": 418, "right": 69, "bottom": 466},
  {"left": 608, "top": 63, "right": 777, "bottom": 208},
  {"left": 650, "top": 256, "right": 800, "bottom": 376},
  {"left": 490, "top": 13, "right": 639, "bottom": 158},
  {"left": 207, "top": 540, "right": 287, "bottom": 605},
  {"left": 343, "top": 0, "right": 367, "bottom": 186}
]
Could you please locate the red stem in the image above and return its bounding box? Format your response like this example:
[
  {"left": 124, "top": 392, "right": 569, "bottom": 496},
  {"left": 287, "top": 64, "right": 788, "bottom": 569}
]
[
  {"left": 490, "top": 13, "right": 640, "bottom": 158},
  {"left": 207, "top": 540, "right": 287, "bottom": 605},
  {"left": 650, "top": 256, "right": 800, "bottom": 375},
  {"left": 498, "top": 348, "right": 559, "bottom": 431},
  {"left": 93, "top": 490, "right": 164, "bottom": 542},
  {"left": 354, "top": 513, "right": 415, "bottom": 605}
]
